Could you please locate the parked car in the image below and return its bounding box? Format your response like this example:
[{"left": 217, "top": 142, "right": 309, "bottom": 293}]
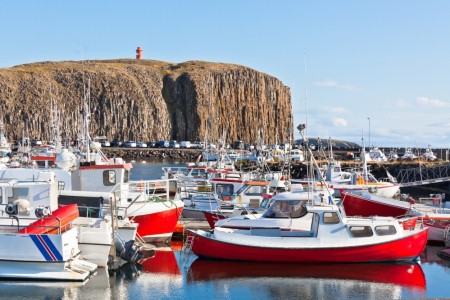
[
  {"left": 233, "top": 140, "right": 244, "bottom": 149},
  {"left": 100, "top": 140, "right": 110, "bottom": 147},
  {"left": 169, "top": 140, "right": 180, "bottom": 148},
  {"left": 191, "top": 141, "right": 204, "bottom": 149},
  {"left": 136, "top": 141, "right": 147, "bottom": 148},
  {"left": 155, "top": 140, "right": 170, "bottom": 148},
  {"left": 124, "top": 140, "right": 137, "bottom": 148},
  {"left": 180, "top": 141, "right": 191, "bottom": 148},
  {"left": 146, "top": 141, "right": 156, "bottom": 148},
  {"left": 110, "top": 139, "right": 123, "bottom": 147},
  {"left": 31, "top": 139, "right": 43, "bottom": 147}
]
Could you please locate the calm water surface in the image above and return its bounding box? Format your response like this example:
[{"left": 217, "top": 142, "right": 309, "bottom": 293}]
[{"left": 0, "top": 160, "right": 449, "bottom": 299}]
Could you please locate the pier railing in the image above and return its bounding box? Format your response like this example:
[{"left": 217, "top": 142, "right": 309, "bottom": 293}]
[{"left": 397, "top": 163, "right": 450, "bottom": 187}]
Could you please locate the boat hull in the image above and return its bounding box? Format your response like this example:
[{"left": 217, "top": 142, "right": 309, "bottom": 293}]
[
  {"left": 128, "top": 200, "right": 184, "bottom": 242},
  {"left": 424, "top": 221, "right": 449, "bottom": 244},
  {"left": 189, "top": 229, "right": 428, "bottom": 263},
  {"left": 0, "top": 228, "right": 97, "bottom": 281},
  {"left": 340, "top": 191, "right": 410, "bottom": 217},
  {"left": 0, "top": 259, "right": 97, "bottom": 282},
  {"left": 203, "top": 211, "right": 226, "bottom": 229},
  {"left": 331, "top": 184, "right": 400, "bottom": 199}
]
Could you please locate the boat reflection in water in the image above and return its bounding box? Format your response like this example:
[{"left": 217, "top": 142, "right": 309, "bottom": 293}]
[
  {"left": 119, "top": 244, "right": 183, "bottom": 299},
  {"left": 187, "top": 259, "right": 426, "bottom": 298},
  {"left": 0, "top": 268, "right": 110, "bottom": 299},
  {"left": 421, "top": 245, "right": 450, "bottom": 270},
  {"left": 139, "top": 244, "right": 182, "bottom": 275}
]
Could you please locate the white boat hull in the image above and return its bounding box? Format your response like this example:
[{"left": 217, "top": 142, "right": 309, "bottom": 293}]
[{"left": 0, "top": 228, "right": 97, "bottom": 281}]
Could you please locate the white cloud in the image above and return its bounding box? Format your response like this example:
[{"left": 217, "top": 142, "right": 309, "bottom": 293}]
[
  {"left": 416, "top": 96, "right": 447, "bottom": 107},
  {"left": 314, "top": 80, "right": 358, "bottom": 91},
  {"left": 332, "top": 117, "right": 348, "bottom": 127}
]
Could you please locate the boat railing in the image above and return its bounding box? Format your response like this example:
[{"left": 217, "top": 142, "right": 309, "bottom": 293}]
[
  {"left": 74, "top": 204, "right": 108, "bottom": 219},
  {"left": 162, "top": 167, "right": 189, "bottom": 178},
  {"left": 26, "top": 216, "right": 68, "bottom": 234},
  {"left": 177, "top": 179, "right": 214, "bottom": 199},
  {"left": 0, "top": 215, "right": 67, "bottom": 234},
  {"left": 128, "top": 179, "right": 170, "bottom": 201}
]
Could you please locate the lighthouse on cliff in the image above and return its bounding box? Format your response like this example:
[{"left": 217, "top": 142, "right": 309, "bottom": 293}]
[{"left": 136, "top": 47, "right": 143, "bottom": 60}]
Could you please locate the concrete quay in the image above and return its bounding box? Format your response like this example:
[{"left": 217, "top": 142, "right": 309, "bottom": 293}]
[{"left": 172, "top": 218, "right": 211, "bottom": 241}]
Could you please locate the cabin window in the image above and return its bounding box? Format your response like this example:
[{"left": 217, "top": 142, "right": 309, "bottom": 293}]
[
  {"left": 245, "top": 185, "right": 267, "bottom": 196},
  {"left": 124, "top": 169, "right": 130, "bottom": 183},
  {"left": 103, "top": 170, "right": 116, "bottom": 186},
  {"left": 216, "top": 184, "right": 234, "bottom": 197},
  {"left": 323, "top": 212, "right": 340, "bottom": 224},
  {"left": 349, "top": 226, "right": 373, "bottom": 238},
  {"left": 191, "top": 169, "right": 206, "bottom": 178},
  {"left": 58, "top": 181, "right": 66, "bottom": 191},
  {"left": 263, "top": 200, "right": 308, "bottom": 218},
  {"left": 36, "top": 161, "right": 46, "bottom": 168},
  {"left": 375, "top": 225, "right": 397, "bottom": 236},
  {"left": 12, "top": 187, "right": 29, "bottom": 201},
  {"left": 259, "top": 197, "right": 271, "bottom": 209}
]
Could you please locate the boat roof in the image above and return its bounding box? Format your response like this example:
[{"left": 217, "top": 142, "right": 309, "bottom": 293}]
[{"left": 244, "top": 180, "right": 269, "bottom": 186}]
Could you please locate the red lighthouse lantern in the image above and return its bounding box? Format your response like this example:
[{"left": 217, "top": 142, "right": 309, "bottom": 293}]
[{"left": 136, "top": 47, "right": 143, "bottom": 60}]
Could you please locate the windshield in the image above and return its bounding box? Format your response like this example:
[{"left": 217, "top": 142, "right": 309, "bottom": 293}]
[
  {"left": 263, "top": 199, "right": 308, "bottom": 218},
  {"left": 235, "top": 184, "right": 249, "bottom": 195}
]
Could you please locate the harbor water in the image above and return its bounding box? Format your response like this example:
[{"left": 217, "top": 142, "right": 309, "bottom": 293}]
[{"left": 0, "top": 160, "right": 450, "bottom": 299}]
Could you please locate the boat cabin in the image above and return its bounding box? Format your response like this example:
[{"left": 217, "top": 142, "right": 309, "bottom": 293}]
[
  {"left": 71, "top": 157, "right": 132, "bottom": 196},
  {"left": 232, "top": 181, "right": 270, "bottom": 208},
  {"left": 0, "top": 171, "right": 59, "bottom": 219}
]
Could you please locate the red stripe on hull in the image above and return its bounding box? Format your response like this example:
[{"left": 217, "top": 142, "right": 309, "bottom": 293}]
[
  {"left": 190, "top": 229, "right": 428, "bottom": 263},
  {"left": 341, "top": 192, "right": 409, "bottom": 217},
  {"left": 131, "top": 206, "right": 183, "bottom": 240}
]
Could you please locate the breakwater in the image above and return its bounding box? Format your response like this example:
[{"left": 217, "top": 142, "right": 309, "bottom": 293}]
[{"left": 103, "top": 147, "right": 449, "bottom": 179}]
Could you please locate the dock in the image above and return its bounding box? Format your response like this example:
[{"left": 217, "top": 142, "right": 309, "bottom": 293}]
[{"left": 172, "top": 218, "right": 211, "bottom": 241}]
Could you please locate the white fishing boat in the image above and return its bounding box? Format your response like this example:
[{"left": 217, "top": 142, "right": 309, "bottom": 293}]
[
  {"left": 0, "top": 121, "right": 11, "bottom": 164},
  {"left": 0, "top": 203, "right": 97, "bottom": 281}
]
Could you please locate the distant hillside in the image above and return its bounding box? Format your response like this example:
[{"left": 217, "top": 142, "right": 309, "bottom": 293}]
[{"left": 0, "top": 59, "right": 292, "bottom": 143}]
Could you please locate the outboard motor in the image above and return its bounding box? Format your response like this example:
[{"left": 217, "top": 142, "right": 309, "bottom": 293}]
[
  {"left": 117, "top": 239, "right": 155, "bottom": 264},
  {"left": 118, "top": 240, "right": 139, "bottom": 263}
]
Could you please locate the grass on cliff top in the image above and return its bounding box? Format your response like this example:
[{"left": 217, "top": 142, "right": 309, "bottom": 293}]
[{"left": 3, "top": 59, "right": 248, "bottom": 76}]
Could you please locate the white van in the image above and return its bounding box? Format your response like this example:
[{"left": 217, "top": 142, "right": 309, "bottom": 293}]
[{"left": 180, "top": 141, "right": 191, "bottom": 148}]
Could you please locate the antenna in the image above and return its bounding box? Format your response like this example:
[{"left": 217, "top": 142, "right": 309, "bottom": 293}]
[{"left": 303, "top": 53, "right": 308, "bottom": 137}]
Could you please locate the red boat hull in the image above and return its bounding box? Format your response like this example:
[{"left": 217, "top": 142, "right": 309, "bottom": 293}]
[
  {"left": 131, "top": 206, "right": 184, "bottom": 242},
  {"left": 189, "top": 228, "right": 428, "bottom": 263},
  {"left": 187, "top": 259, "right": 426, "bottom": 290},
  {"left": 203, "top": 211, "right": 226, "bottom": 229},
  {"left": 341, "top": 191, "right": 409, "bottom": 217}
]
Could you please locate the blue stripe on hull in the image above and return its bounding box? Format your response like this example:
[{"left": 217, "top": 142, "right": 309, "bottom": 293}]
[{"left": 30, "top": 234, "right": 63, "bottom": 261}]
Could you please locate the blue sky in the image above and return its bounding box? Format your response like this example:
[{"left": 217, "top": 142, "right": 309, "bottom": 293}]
[{"left": 2, "top": 1, "right": 449, "bottom": 147}]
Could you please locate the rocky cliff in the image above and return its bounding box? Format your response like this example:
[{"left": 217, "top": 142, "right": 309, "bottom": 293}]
[{"left": 0, "top": 59, "right": 292, "bottom": 144}]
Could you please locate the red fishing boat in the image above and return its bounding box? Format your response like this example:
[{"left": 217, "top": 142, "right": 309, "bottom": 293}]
[{"left": 189, "top": 192, "right": 428, "bottom": 263}]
